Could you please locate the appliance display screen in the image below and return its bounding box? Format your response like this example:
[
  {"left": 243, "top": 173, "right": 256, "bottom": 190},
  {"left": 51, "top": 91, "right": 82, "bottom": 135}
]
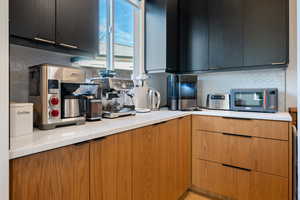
[
  {"left": 234, "top": 92, "right": 263, "bottom": 107},
  {"left": 180, "top": 83, "right": 196, "bottom": 99}
]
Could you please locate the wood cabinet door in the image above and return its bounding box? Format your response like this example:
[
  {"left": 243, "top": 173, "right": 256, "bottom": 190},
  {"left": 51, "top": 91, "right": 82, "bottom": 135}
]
[
  {"left": 132, "top": 126, "right": 160, "bottom": 200},
  {"left": 90, "top": 132, "right": 132, "bottom": 200},
  {"left": 192, "top": 159, "right": 251, "bottom": 199},
  {"left": 208, "top": 0, "right": 243, "bottom": 69},
  {"left": 177, "top": 116, "right": 192, "bottom": 196},
  {"left": 244, "top": 0, "right": 288, "bottom": 66},
  {"left": 9, "top": 0, "right": 55, "bottom": 41},
  {"left": 158, "top": 119, "right": 178, "bottom": 200},
  {"left": 56, "top": 0, "right": 98, "bottom": 53},
  {"left": 250, "top": 172, "right": 288, "bottom": 200},
  {"left": 10, "top": 143, "right": 90, "bottom": 200}
]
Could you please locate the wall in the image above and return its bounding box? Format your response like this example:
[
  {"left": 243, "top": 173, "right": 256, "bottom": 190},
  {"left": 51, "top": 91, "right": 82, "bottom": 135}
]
[
  {"left": 0, "top": 0, "right": 9, "bottom": 198},
  {"left": 197, "top": 69, "right": 287, "bottom": 111},
  {"left": 10, "top": 45, "right": 131, "bottom": 102}
]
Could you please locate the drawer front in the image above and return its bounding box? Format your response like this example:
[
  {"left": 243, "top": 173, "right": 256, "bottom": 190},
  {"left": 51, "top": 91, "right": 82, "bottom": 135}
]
[
  {"left": 253, "top": 138, "right": 289, "bottom": 177},
  {"left": 192, "top": 159, "right": 251, "bottom": 200},
  {"left": 192, "top": 131, "right": 253, "bottom": 170},
  {"left": 192, "top": 159, "right": 288, "bottom": 200},
  {"left": 250, "top": 172, "right": 288, "bottom": 200},
  {"left": 192, "top": 115, "right": 289, "bottom": 140},
  {"left": 192, "top": 131, "right": 223, "bottom": 163},
  {"left": 192, "top": 131, "right": 289, "bottom": 177}
]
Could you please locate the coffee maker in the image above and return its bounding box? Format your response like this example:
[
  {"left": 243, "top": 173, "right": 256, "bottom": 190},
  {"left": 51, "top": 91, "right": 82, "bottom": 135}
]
[
  {"left": 29, "top": 64, "right": 101, "bottom": 130},
  {"left": 94, "top": 77, "right": 136, "bottom": 118}
]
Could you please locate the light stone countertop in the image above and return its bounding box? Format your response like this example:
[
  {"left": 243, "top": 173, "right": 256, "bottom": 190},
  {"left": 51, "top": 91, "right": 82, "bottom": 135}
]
[{"left": 9, "top": 109, "right": 292, "bottom": 159}]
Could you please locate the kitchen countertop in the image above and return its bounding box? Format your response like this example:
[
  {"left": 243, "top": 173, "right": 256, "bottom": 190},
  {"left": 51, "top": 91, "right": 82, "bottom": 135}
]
[{"left": 10, "top": 109, "right": 292, "bottom": 159}]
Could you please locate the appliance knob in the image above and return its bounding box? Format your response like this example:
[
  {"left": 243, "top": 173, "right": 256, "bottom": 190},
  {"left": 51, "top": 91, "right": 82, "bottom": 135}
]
[
  {"left": 51, "top": 110, "right": 60, "bottom": 117},
  {"left": 50, "top": 97, "right": 59, "bottom": 106}
]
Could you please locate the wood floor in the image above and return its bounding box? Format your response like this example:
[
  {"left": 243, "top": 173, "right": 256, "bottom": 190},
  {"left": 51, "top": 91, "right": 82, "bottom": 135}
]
[{"left": 184, "top": 192, "right": 213, "bottom": 200}]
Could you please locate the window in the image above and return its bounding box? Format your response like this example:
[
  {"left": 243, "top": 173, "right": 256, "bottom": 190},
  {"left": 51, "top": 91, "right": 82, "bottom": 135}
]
[{"left": 98, "top": 0, "right": 138, "bottom": 71}]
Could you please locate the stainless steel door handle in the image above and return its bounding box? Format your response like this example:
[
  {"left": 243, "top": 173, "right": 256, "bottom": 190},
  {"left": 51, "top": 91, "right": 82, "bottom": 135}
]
[
  {"left": 59, "top": 43, "right": 78, "bottom": 49},
  {"left": 34, "top": 37, "right": 55, "bottom": 44}
]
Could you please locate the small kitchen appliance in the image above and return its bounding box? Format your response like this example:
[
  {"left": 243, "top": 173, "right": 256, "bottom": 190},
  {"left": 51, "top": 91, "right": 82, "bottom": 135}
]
[
  {"left": 148, "top": 89, "right": 161, "bottom": 111},
  {"left": 29, "top": 64, "right": 100, "bottom": 130},
  {"left": 206, "top": 94, "right": 230, "bottom": 110},
  {"left": 167, "top": 74, "right": 198, "bottom": 111},
  {"left": 10, "top": 103, "right": 33, "bottom": 137},
  {"left": 230, "top": 88, "right": 278, "bottom": 113},
  {"left": 95, "top": 77, "right": 136, "bottom": 118},
  {"left": 84, "top": 95, "right": 102, "bottom": 121}
]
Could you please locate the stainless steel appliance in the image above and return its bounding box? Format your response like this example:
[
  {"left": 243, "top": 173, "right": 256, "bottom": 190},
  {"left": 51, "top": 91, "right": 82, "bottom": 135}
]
[
  {"left": 206, "top": 94, "right": 230, "bottom": 110},
  {"left": 167, "top": 74, "right": 198, "bottom": 111},
  {"left": 95, "top": 77, "right": 136, "bottom": 118},
  {"left": 84, "top": 95, "right": 102, "bottom": 121},
  {"left": 230, "top": 88, "right": 278, "bottom": 113},
  {"left": 29, "top": 64, "right": 99, "bottom": 130},
  {"left": 148, "top": 89, "right": 161, "bottom": 111}
]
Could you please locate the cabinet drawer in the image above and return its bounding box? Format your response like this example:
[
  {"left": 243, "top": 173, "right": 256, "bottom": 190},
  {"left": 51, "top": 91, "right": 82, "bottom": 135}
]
[
  {"left": 192, "top": 131, "right": 289, "bottom": 177},
  {"left": 192, "top": 115, "right": 289, "bottom": 140},
  {"left": 250, "top": 172, "right": 288, "bottom": 200},
  {"left": 192, "top": 159, "right": 289, "bottom": 200},
  {"left": 192, "top": 159, "right": 251, "bottom": 200},
  {"left": 253, "top": 138, "right": 288, "bottom": 177}
]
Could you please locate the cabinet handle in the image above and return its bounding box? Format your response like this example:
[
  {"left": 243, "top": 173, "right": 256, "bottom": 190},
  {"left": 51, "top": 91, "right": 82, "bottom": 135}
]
[
  {"left": 222, "top": 164, "right": 251, "bottom": 172},
  {"left": 34, "top": 37, "right": 55, "bottom": 44},
  {"left": 92, "top": 136, "right": 107, "bottom": 142},
  {"left": 73, "top": 141, "right": 90, "bottom": 146},
  {"left": 222, "top": 132, "right": 252, "bottom": 138},
  {"left": 153, "top": 121, "right": 167, "bottom": 126},
  {"left": 222, "top": 116, "right": 252, "bottom": 120},
  {"left": 59, "top": 43, "right": 78, "bottom": 49},
  {"left": 272, "top": 62, "right": 286, "bottom": 65}
]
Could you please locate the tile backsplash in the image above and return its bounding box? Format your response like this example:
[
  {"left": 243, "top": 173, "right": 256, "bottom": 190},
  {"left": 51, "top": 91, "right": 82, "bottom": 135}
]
[
  {"left": 10, "top": 45, "right": 131, "bottom": 102},
  {"left": 197, "top": 69, "right": 286, "bottom": 111}
]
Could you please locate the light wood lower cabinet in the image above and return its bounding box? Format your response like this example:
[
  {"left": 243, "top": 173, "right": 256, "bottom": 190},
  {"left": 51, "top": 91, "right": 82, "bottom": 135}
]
[
  {"left": 132, "top": 119, "right": 189, "bottom": 200},
  {"left": 177, "top": 116, "right": 192, "bottom": 196},
  {"left": 90, "top": 131, "right": 132, "bottom": 200},
  {"left": 10, "top": 143, "right": 90, "bottom": 200},
  {"left": 192, "top": 159, "right": 251, "bottom": 200},
  {"left": 193, "top": 159, "right": 289, "bottom": 200},
  {"left": 192, "top": 115, "right": 292, "bottom": 200},
  {"left": 193, "top": 130, "right": 289, "bottom": 177}
]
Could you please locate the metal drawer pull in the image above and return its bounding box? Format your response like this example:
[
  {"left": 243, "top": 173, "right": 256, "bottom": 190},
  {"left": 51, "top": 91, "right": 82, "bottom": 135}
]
[
  {"left": 34, "top": 37, "right": 55, "bottom": 44},
  {"left": 272, "top": 62, "right": 286, "bottom": 65},
  {"left": 222, "top": 132, "right": 252, "bottom": 138},
  {"left": 222, "top": 164, "right": 251, "bottom": 172},
  {"left": 74, "top": 141, "right": 90, "bottom": 146},
  {"left": 222, "top": 116, "right": 252, "bottom": 120},
  {"left": 93, "top": 136, "right": 107, "bottom": 142},
  {"left": 153, "top": 121, "right": 167, "bottom": 126},
  {"left": 59, "top": 43, "right": 78, "bottom": 49}
]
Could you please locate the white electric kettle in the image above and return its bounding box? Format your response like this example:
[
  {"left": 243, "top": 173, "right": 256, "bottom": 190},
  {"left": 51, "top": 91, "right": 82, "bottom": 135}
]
[{"left": 133, "top": 87, "right": 161, "bottom": 112}]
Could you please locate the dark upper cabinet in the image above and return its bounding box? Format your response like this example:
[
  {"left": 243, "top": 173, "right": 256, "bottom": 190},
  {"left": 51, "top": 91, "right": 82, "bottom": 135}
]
[
  {"left": 56, "top": 0, "right": 98, "bottom": 53},
  {"left": 178, "top": 0, "right": 288, "bottom": 73},
  {"left": 10, "top": 0, "right": 98, "bottom": 55},
  {"left": 145, "top": 0, "right": 178, "bottom": 73},
  {"left": 208, "top": 0, "right": 243, "bottom": 69},
  {"left": 243, "top": 0, "right": 288, "bottom": 66},
  {"left": 179, "top": 0, "right": 209, "bottom": 72},
  {"left": 10, "top": 0, "right": 55, "bottom": 42}
]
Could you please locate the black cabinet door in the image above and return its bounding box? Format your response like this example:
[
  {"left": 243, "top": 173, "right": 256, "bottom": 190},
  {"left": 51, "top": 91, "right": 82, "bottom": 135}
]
[
  {"left": 244, "top": 0, "right": 288, "bottom": 66},
  {"left": 10, "top": 0, "right": 55, "bottom": 42},
  {"left": 208, "top": 0, "right": 243, "bottom": 69},
  {"left": 179, "top": 0, "right": 209, "bottom": 72},
  {"left": 56, "top": 0, "right": 98, "bottom": 53}
]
